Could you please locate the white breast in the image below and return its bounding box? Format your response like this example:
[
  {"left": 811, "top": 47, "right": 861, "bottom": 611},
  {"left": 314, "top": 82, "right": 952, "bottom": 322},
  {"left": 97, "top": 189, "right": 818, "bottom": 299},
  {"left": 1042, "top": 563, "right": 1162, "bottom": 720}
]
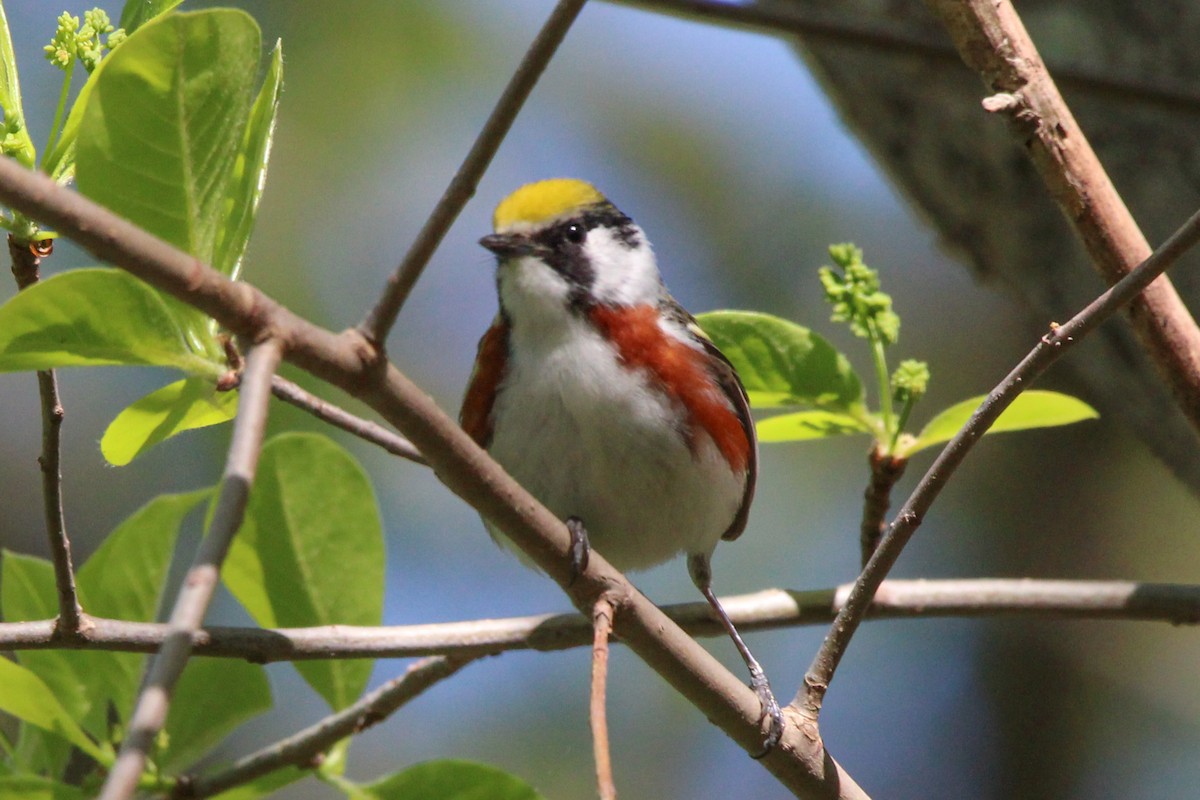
[{"left": 485, "top": 309, "right": 745, "bottom": 572}]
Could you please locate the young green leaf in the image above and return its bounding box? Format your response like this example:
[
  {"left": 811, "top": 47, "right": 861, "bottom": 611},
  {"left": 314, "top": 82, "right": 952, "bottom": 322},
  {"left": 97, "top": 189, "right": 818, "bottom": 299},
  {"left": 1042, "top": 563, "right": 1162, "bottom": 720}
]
[
  {"left": 119, "top": 0, "right": 185, "bottom": 34},
  {"left": 902, "top": 390, "right": 1099, "bottom": 457},
  {"left": 0, "top": 268, "right": 224, "bottom": 376},
  {"left": 75, "top": 9, "right": 261, "bottom": 266},
  {"left": 360, "top": 761, "right": 544, "bottom": 800},
  {"left": 756, "top": 410, "right": 872, "bottom": 442},
  {"left": 0, "top": 774, "right": 86, "bottom": 800},
  {"left": 162, "top": 657, "right": 270, "bottom": 771},
  {"left": 223, "top": 434, "right": 385, "bottom": 711},
  {"left": 0, "top": 1, "right": 34, "bottom": 168},
  {"left": 696, "top": 310, "right": 865, "bottom": 411},
  {"left": 0, "top": 658, "right": 106, "bottom": 764},
  {"left": 101, "top": 378, "right": 238, "bottom": 466},
  {"left": 214, "top": 40, "right": 282, "bottom": 280}
]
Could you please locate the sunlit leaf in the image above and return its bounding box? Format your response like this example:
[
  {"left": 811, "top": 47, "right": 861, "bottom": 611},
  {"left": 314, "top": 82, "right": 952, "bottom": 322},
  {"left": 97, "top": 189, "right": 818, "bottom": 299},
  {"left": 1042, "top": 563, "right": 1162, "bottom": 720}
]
[
  {"left": 76, "top": 9, "right": 261, "bottom": 265},
  {"left": 101, "top": 378, "right": 238, "bottom": 466},
  {"left": 224, "top": 434, "right": 384, "bottom": 710},
  {"left": 214, "top": 40, "right": 282, "bottom": 280},
  {"left": 696, "top": 310, "right": 864, "bottom": 411},
  {"left": 903, "top": 390, "right": 1099, "bottom": 457},
  {"left": 756, "top": 410, "right": 871, "bottom": 442},
  {"left": 0, "top": 658, "right": 106, "bottom": 763},
  {"left": 361, "top": 760, "right": 544, "bottom": 800},
  {"left": 0, "top": 1, "right": 33, "bottom": 167},
  {"left": 0, "top": 269, "right": 223, "bottom": 376}
]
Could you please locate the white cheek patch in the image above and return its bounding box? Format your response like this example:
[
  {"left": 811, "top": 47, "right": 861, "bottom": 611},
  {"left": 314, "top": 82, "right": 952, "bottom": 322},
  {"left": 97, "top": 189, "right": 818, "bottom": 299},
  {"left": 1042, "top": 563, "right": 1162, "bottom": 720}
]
[{"left": 586, "top": 225, "right": 664, "bottom": 307}]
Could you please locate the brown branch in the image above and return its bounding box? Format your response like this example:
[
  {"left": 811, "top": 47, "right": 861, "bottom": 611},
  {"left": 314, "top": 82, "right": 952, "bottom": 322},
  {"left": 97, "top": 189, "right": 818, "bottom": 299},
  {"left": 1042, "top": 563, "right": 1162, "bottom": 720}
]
[
  {"left": 357, "top": 0, "right": 589, "bottom": 345},
  {"left": 270, "top": 375, "right": 425, "bottom": 464},
  {"left": 0, "top": 146, "right": 864, "bottom": 798},
  {"left": 801, "top": 205, "right": 1200, "bottom": 715},
  {"left": 7, "top": 235, "right": 81, "bottom": 633},
  {"left": 859, "top": 448, "right": 907, "bottom": 567},
  {"left": 923, "top": 0, "right": 1200, "bottom": 450},
  {"left": 1, "top": 579, "right": 1197, "bottom": 662},
  {"left": 178, "top": 656, "right": 475, "bottom": 799},
  {"left": 98, "top": 340, "right": 282, "bottom": 800},
  {"left": 591, "top": 596, "right": 617, "bottom": 800}
]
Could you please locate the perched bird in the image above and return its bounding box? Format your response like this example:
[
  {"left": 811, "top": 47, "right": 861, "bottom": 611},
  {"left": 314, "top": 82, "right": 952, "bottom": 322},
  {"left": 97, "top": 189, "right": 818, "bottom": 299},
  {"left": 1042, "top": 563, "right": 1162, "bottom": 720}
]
[{"left": 461, "top": 178, "right": 782, "bottom": 752}]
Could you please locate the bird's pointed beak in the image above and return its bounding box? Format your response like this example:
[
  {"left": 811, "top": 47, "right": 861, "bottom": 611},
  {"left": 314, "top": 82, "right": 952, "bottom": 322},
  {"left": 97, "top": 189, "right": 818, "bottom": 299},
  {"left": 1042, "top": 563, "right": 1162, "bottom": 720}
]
[{"left": 479, "top": 232, "right": 534, "bottom": 259}]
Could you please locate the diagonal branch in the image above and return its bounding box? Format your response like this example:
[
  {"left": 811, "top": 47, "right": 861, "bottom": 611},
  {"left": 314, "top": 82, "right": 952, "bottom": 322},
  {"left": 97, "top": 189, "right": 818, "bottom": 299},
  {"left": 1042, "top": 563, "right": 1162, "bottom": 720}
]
[
  {"left": 98, "top": 339, "right": 283, "bottom": 800},
  {"left": 801, "top": 205, "right": 1200, "bottom": 713},
  {"left": 357, "top": 0, "right": 589, "bottom": 345},
  {"left": 178, "top": 656, "right": 476, "bottom": 799},
  {"left": 7, "top": 235, "right": 81, "bottom": 633},
  {"left": 923, "top": 0, "right": 1200, "bottom": 450}
]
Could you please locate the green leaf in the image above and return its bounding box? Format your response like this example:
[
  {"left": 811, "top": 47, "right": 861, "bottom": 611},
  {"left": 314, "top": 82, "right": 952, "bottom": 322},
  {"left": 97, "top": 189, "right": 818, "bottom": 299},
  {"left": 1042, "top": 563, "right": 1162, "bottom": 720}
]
[
  {"left": 76, "top": 9, "right": 261, "bottom": 266},
  {"left": 361, "top": 761, "right": 544, "bottom": 800},
  {"left": 0, "top": 775, "right": 85, "bottom": 800},
  {"left": 74, "top": 489, "right": 210, "bottom": 726},
  {"left": 120, "top": 0, "right": 185, "bottom": 33},
  {"left": 0, "top": 554, "right": 93, "bottom": 767},
  {"left": 224, "top": 434, "right": 385, "bottom": 710},
  {"left": 903, "top": 390, "right": 1099, "bottom": 457},
  {"left": 756, "top": 410, "right": 872, "bottom": 442},
  {"left": 209, "top": 767, "right": 309, "bottom": 800},
  {"left": 0, "top": 268, "right": 224, "bottom": 376},
  {"left": 0, "top": 658, "right": 106, "bottom": 763},
  {"left": 214, "top": 40, "right": 282, "bottom": 280},
  {"left": 162, "top": 657, "right": 270, "bottom": 771},
  {"left": 696, "top": 310, "right": 865, "bottom": 411},
  {"left": 0, "top": 1, "right": 34, "bottom": 168},
  {"left": 102, "top": 378, "right": 238, "bottom": 466}
]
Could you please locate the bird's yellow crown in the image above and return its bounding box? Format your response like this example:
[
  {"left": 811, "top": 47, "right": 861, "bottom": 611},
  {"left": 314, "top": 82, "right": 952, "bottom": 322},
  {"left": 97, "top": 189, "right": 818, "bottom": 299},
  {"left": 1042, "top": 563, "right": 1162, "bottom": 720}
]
[{"left": 492, "top": 178, "right": 605, "bottom": 232}]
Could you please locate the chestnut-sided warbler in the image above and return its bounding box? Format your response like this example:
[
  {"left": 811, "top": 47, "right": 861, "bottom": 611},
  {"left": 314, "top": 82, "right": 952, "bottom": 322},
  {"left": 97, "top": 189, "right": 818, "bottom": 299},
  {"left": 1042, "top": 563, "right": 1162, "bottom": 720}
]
[{"left": 461, "top": 178, "right": 782, "bottom": 752}]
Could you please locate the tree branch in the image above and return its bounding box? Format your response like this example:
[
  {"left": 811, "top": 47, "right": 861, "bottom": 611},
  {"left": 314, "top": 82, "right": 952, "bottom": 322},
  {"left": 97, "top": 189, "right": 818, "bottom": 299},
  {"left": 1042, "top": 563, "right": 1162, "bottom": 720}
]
[
  {"left": 178, "top": 656, "right": 475, "bottom": 799},
  {"left": 801, "top": 205, "right": 1200, "bottom": 714},
  {"left": 1, "top": 579, "right": 1196, "bottom": 662},
  {"left": 356, "top": 0, "right": 589, "bottom": 345},
  {"left": 7, "top": 235, "right": 81, "bottom": 633},
  {"left": 98, "top": 340, "right": 283, "bottom": 800},
  {"left": 270, "top": 375, "right": 425, "bottom": 464},
  {"left": 923, "top": 0, "right": 1200, "bottom": 451}
]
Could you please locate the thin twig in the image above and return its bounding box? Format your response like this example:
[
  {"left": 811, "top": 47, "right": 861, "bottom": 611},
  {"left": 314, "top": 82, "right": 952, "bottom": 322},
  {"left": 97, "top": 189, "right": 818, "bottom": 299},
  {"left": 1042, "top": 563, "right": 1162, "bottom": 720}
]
[
  {"left": 801, "top": 206, "right": 1200, "bottom": 713},
  {"left": 0, "top": 153, "right": 865, "bottom": 799},
  {"left": 270, "top": 375, "right": 425, "bottom": 464},
  {"left": 924, "top": 0, "right": 1200, "bottom": 451},
  {"left": 7, "top": 235, "right": 81, "bottom": 633},
  {"left": 357, "top": 0, "right": 589, "bottom": 345},
  {"left": 98, "top": 340, "right": 282, "bottom": 800},
  {"left": 179, "top": 656, "right": 474, "bottom": 799},
  {"left": 591, "top": 596, "right": 617, "bottom": 800},
  {"left": 609, "top": 0, "right": 1200, "bottom": 115},
  {"left": 2, "top": 579, "right": 1198, "bottom": 662}
]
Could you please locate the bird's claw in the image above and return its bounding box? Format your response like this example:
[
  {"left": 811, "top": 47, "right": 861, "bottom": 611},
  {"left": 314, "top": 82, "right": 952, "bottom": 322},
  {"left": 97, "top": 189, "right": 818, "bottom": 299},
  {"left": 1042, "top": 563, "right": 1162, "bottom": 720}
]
[{"left": 749, "top": 674, "right": 784, "bottom": 759}]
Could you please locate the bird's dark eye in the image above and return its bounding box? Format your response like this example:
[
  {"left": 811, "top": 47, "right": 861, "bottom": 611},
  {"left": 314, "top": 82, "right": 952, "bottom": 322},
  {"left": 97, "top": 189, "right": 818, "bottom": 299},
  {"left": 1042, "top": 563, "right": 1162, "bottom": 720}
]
[{"left": 563, "top": 222, "right": 586, "bottom": 245}]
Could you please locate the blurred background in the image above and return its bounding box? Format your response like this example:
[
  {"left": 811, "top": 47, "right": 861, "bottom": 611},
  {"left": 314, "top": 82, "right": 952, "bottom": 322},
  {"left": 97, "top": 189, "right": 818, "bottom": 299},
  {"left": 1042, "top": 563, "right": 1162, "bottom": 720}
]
[{"left": 3, "top": 2, "right": 1200, "bottom": 798}]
